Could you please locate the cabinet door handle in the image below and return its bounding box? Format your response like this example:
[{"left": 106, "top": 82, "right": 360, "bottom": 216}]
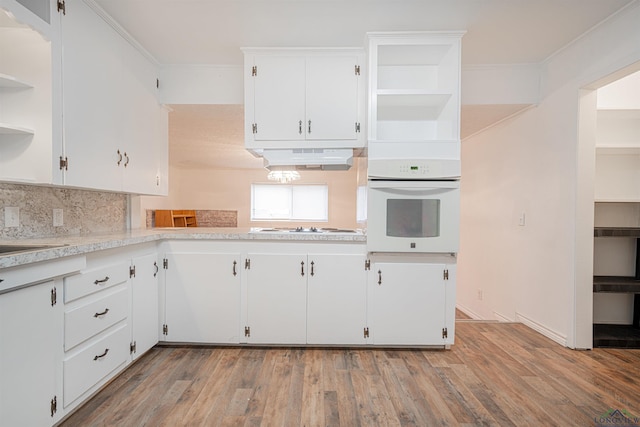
[
  {"left": 378, "top": 270, "right": 382, "bottom": 285},
  {"left": 310, "top": 261, "right": 315, "bottom": 277},
  {"left": 124, "top": 152, "right": 130, "bottom": 168},
  {"left": 117, "top": 149, "right": 123, "bottom": 166},
  {"left": 301, "top": 261, "right": 305, "bottom": 277},
  {"left": 308, "top": 120, "right": 312, "bottom": 134},
  {"left": 233, "top": 260, "right": 237, "bottom": 276},
  {"left": 93, "top": 348, "right": 109, "bottom": 361},
  {"left": 94, "top": 308, "right": 109, "bottom": 318},
  {"left": 153, "top": 261, "right": 158, "bottom": 277},
  {"left": 299, "top": 120, "right": 303, "bottom": 135},
  {"left": 94, "top": 276, "right": 110, "bottom": 285}
]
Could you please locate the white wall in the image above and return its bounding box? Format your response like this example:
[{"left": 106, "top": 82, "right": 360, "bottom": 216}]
[{"left": 457, "top": 2, "right": 640, "bottom": 348}]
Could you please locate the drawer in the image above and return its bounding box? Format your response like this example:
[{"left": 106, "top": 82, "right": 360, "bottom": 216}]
[
  {"left": 65, "top": 261, "right": 129, "bottom": 303},
  {"left": 64, "top": 287, "right": 129, "bottom": 351},
  {"left": 63, "top": 324, "right": 130, "bottom": 407}
]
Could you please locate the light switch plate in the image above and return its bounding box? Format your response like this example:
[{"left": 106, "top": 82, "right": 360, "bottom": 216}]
[
  {"left": 4, "top": 207, "right": 19, "bottom": 228},
  {"left": 518, "top": 212, "right": 526, "bottom": 226}
]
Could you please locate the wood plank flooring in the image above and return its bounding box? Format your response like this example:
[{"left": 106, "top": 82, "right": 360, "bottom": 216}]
[{"left": 59, "top": 322, "right": 640, "bottom": 426}]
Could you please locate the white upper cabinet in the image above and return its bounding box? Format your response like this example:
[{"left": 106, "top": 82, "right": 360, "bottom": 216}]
[
  {"left": 243, "top": 48, "right": 365, "bottom": 151},
  {"left": 60, "top": 0, "right": 167, "bottom": 195},
  {"left": 0, "top": 0, "right": 168, "bottom": 194},
  {"left": 367, "top": 32, "right": 463, "bottom": 149}
]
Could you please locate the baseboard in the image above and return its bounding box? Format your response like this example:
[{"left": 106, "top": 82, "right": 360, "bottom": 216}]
[
  {"left": 516, "top": 312, "right": 568, "bottom": 347},
  {"left": 455, "top": 303, "right": 482, "bottom": 320},
  {"left": 493, "top": 311, "right": 515, "bottom": 323}
]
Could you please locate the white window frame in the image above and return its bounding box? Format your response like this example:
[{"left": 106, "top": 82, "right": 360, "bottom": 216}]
[{"left": 251, "top": 184, "right": 329, "bottom": 221}]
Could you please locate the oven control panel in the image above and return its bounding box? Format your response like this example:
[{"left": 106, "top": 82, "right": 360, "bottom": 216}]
[
  {"left": 368, "top": 159, "right": 461, "bottom": 180},
  {"left": 398, "top": 163, "right": 430, "bottom": 176}
]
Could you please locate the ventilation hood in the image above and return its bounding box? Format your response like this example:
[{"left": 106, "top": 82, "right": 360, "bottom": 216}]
[{"left": 259, "top": 148, "right": 353, "bottom": 171}]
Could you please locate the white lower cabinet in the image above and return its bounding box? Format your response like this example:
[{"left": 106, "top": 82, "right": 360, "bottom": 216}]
[
  {"left": 62, "top": 252, "right": 130, "bottom": 410},
  {"left": 0, "top": 280, "right": 63, "bottom": 427},
  {"left": 62, "top": 244, "right": 159, "bottom": 411},
  {"left": 306, "top": 253, "right": 367, "bottom": 345},
  {"left": 160, "top": 245, "right": 241, "bottom": 344},
  {"left": 63, "top": 324, "right": 130, "bottom": 405},
  {"left": 130, "top": 252, "right": 160, "bottom": 359},
  {"left": 244, "top": 253, "right": 308, "bottom": 344},
  {"left": 367, "top": 258, "right": 456, "bottom": 346}
]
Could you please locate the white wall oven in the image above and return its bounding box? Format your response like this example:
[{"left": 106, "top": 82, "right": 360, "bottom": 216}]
[{"left": 367, "top": 180, "right": 460, "bottom": 253}]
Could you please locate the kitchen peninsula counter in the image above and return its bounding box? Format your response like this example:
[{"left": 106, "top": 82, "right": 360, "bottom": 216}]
[{"left": 0, "top": 228, "right": 366, "bottom": 269}]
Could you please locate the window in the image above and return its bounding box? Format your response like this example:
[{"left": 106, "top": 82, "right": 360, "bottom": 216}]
[{"left": 251, "top": 184, "right": 328, "bottom": 221}]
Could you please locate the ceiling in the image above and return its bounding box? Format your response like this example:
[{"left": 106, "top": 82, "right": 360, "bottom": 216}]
[
  {"left": 93, "top": 0, "right": 636, "bottom": 169},
  {"left": 95, "top": 0, "right": 633, "bottom": 67}
]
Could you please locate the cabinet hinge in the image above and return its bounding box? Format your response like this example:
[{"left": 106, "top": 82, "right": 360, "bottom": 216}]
[
  {"left": 355, "top": 65, "right": 360, "bottom": 76},
  {"left": 364, "top": 259, "right": 371, "bottom": 270},
  {"left": 252, "top": 66, "right": 257, "bottom": 76},
  {"left": 129, "top": 265, "right": 136, "bottom": 278},
  {"left": 50, "top": 286, "right": 57, "bottom": 306},
  {"left": 442, "top": 327, "right": 448, "bottom": 339},
  {"left": 130, "top": 341, "right": 137, "bottom": 354},
  {"left": 355, "top": 122, "right": 361, "bottom": 133},
  {"left": 163, "top": 258, "right": 168, "bottom": 269},
  {"left": 59, "top": 156, "right": 68, "bottom": 171},
  {"left": 364, "top": 327, "right": 369, "bottom": 338},
  {"left": 245, "top": 258, "right": 251, "bottom": 270},
  {"left": 244, "top": 326, "right": 251, "bottom": 337},
  {"left": 444, "top": 269, "right": 449, "bottom": 280},
  {"left": 162, "top": 324, "right": 168, "bottom": 336},
  {"left": 252, "top": 123, "right": 258, "bottom": 134},
  {"left": 50, "top": 396, "right": 57, "bottom": 417},
  {"left": 57, "top": 0, "right": 66, "bottom": 15}
]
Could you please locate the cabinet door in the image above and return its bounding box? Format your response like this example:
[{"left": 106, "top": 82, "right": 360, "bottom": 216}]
[
  {"left": 307, "top": 253, "right": 367, "bottom": 345},
  {"left": 120, "top": 40, "right": 165, "bottom": 195},
  {"left": 306, "top": 55, "right": 359, "bottom": 141},
  {"left": 252, "top": 55, "right": 305, "bottom": 141},
  {"left": 245, "top": 253, "right": 307, "bottom": 344},
  {"left": 60, "top": 0, "right": 123, "bottom": 191},
  {"left": 131, "top": 253, "right": 159, "bottom": 360},
  {"left": 0, "top": 281, "right": 62, "bottom": 425},
  {"left": 368, "top": 262, "right": 446, "bottom": 345},
  {"left": 163, "top": 252, "right": 241, "bottom": 343}
]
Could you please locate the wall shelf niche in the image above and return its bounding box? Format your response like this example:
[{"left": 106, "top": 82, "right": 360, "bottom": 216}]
[{"left": 593, "top": 226, "right": 640, "bottom": 348}]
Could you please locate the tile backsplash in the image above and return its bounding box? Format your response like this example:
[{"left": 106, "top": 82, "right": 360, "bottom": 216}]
[{"left": 0, "top": 183, "right": 127, "bottom": 239}]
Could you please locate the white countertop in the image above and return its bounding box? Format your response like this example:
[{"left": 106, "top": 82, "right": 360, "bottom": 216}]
[{"left": 0, "top": 228, "right": 366, "bottom": 269}]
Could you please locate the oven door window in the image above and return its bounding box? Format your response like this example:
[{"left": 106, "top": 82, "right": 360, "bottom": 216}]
[{"left": 386, "top": 199, "right": 440, "bottom": 238}]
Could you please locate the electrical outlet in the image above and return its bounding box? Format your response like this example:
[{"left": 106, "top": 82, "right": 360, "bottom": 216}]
[
  {"left": 4, "top": 207, "right": 19, "bottom": 228},
  {"left": 477, "top": 289, "right": 484, "bottom": 301},
  {"left": 53, "top": 209, "right": 63, "bottom": 227}
]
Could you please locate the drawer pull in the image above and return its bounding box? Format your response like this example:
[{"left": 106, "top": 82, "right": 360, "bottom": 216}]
[
  {"left": 94, "top": 308, "right": 110, "bottom": 318},
  {"left": 93, "top": 348, "right": 109, "bottom": 361},
  {"left": 94, "top": 276, "right": 110, "bottom": 285}
]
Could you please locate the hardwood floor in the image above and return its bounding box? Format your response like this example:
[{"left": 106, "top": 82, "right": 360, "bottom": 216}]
[{"left": 60, "top": 322, "right": 640, "bottom": 426}]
